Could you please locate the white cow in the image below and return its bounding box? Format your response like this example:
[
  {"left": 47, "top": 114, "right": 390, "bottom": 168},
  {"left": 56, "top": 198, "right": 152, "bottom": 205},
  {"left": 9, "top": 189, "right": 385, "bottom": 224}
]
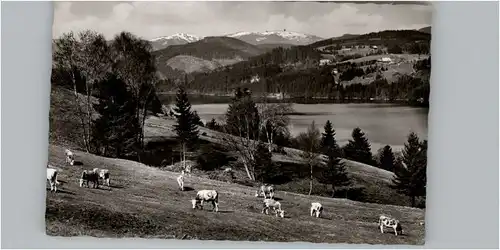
[
  {"left": 255, "top": 184, "right": 274, "bottom": 199},
  {"left": 310, "top": 202, "right": 323, "bottom": 218},
  {"left": 191, "top": 190, "right": 219, "bottom": 212},
  {"left": 80, "top": 169, "right": 99, "bottom": 189},
  {"left": 177, "top": 170, "right": 185, "bottom": 191},
  {"left": 65, "top": 149, "right": 75, "bottom": 166},
  {"left": 262, "top": 198, "right": 285, "bottom": 218},
  {"left": 99, "top": 169, "right": 110, "bottom": 187},
  {"left": 46, "top": 167, "right": 60, "bottom": 192},
  {"left": 379, "top": 215, "right": 403, "bottom": 236}
]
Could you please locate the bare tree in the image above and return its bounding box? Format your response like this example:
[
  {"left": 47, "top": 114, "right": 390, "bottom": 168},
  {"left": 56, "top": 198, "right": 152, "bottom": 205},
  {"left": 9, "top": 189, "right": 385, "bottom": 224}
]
[
  {"left": 110, "top": 32, "right": 158, "bottom": 149},
  {"left": 52, "top": 31, "right": 111, "bottom": 152},
  {"left": 296, "top": 121, "right": 321, "bottom": 195},
  {"left": 224, "top": 89, "right": 260, "bottom": 180},
  {"left": 258, "top": 102, "right": 293, "bottom": 153}
]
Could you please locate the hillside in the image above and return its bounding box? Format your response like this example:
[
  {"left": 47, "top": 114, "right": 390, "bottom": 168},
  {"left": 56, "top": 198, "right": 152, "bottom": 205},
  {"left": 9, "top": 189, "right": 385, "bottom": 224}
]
[
  {"left": 184, "top": 29, "right": 431, "bottom": 101},
  {"left": 154, "top": 36, "right": 266, "bottom": 77},
  {"left": 45, "top": 144, "right": 425, "bottom": 243},
  {"left": 308, "top": 30, "right": 431, "bottom": 50},
  {"left": 418, "top": 26, "right": 431, "bottom": 34},
  {"left": 256, "top": 43, "right": 295, "bottom": 51},
  {"left": 49, "top": 85, "right": 412, "bottom": 206},
  {"left": 166, "top": 55, "right": 224, "bottom": 74}
]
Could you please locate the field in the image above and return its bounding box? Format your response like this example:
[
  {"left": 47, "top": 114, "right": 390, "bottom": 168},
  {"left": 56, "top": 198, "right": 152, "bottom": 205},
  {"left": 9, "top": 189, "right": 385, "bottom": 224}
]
[
  {"left": 47, "top": 84, "right": 424, "bottom": 244},
  {"left": 46, "top": 144, "right": 425, "bottom": 244}
]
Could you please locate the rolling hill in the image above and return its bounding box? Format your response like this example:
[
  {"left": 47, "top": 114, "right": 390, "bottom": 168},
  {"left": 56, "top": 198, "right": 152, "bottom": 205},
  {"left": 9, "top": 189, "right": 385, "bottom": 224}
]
[
  {"left": 165, "top": 55, "right": 224, "bottom": 74},
  {"left": 49, "top": 85, "right": 414, "bottom": 207},
  {"left": 154, "top": 36, "right": 266, "bottom": 77},
  {"left": 308, "top": 29, "right": 431, "bottom": 50},
  {"left": 256, "top": 43, "right": 295, "bottom": 51},
  {"left": 228, "top": 30, "right": 324, "bottom": 46},
  {"left": 184, "top": 29, "right": 431, "bottom": 96},
  {"left": 45, "top": 143, "right": 424, "bottom": 243}
]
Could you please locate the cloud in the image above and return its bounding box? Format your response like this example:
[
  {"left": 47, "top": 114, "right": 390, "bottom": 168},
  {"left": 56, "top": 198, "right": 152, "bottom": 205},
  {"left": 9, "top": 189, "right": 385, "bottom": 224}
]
[{"left": 52, "top": 1, "right": 432, "bottom": 40}]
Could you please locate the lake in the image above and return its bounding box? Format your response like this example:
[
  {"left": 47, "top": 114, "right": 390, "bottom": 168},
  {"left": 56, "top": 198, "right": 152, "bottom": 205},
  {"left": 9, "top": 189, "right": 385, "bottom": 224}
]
[{"left": 190, "top": 103, "right": 428, "bottom": 153}]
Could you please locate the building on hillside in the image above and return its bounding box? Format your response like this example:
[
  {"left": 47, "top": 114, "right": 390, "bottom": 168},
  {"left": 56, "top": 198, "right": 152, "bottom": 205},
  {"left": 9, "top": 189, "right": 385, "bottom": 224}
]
[
  {"left": 377, "top": 57, "right": 392, "bottom": 63},
  {"left": 319, "top": 59, "right": 332, "bottom": 66},
  {"left": 267, "top": 92, "right": 285, "bottom": 100},
  {"left": 250, "top": 75, "right": 260, "bottom": 83}
]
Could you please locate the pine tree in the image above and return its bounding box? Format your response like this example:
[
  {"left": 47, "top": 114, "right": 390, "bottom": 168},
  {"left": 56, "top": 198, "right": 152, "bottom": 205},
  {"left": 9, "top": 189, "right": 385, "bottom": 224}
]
[
  {"left": 92, "top": 73, "right": 140, "bottom": 158},
  {"left": 378, "top": 145, "right": 396, "bottom": 172},
  {"left": 318, "top": 151, "right": 351, "bottom": 197},
  {"left": 343, "top": 127, "right": 375, "bottom": 165},
  {"left": 206, "top": 118, "right": 219, "bottom": 130},
  {"left": 391, "top": 132, "right": 427, "bottom": 207},
  {"left": 173, "top": 86, "right": 199, "bottom": 168},
  {"left": 321, "top": 120, "right": 339, "bottom": 156}
]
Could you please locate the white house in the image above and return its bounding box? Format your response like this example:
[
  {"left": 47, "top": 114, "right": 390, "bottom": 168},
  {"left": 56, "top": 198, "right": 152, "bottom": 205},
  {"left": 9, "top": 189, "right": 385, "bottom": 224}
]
[
  {"left": 250, "top": 75, "right": 260, "bottom": 83},
  {"left": 378, "top": 57, "right": 392, "bottom": 63},
  {"left": 319, "top": 59, "right": 332, "bottom": 66}
]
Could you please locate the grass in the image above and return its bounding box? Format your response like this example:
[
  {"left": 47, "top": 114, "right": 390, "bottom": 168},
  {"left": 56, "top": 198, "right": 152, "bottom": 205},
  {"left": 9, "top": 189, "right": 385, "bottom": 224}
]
[
  {"left": 46, "top": 144, "right": 424, "bottom": 244},
  {"left": 49, "top": 86, "right": 412, "bottom": 207}
]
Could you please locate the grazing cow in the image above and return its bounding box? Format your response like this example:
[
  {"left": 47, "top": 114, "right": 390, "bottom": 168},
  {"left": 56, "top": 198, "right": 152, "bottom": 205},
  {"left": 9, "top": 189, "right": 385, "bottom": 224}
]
[
  {"left": 191, "top": 190, "right": 219, "bottom": 212},
  {"left": 46, "top": 167, "right": 60, "bottom": 192},
  {"left": 79, "top": 169, "right": 99, "bottom": 189},
  {"left": 99, "top": 169, "right": 110, "bottom": 187},
  {"left": 177, "top": 170, "right": 185, "bottom": 191},
  {"left": 65, "top": 149, "right": 75, "bottom": 166},
  {"left": 310, "top": 202, "right": 323, "bottom": 218},
  {"left": 379, "top": 215, "right": 403, "bottom": 236},
  {"left": 255, "top": 184, "right": 274, "bottom": 199},
  {"left": 262, "top": 198, "right": 285, "bottom": 218}
]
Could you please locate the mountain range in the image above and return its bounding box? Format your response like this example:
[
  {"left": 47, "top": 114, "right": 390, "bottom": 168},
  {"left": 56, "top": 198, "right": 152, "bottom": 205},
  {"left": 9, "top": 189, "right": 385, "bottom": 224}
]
[
  {"left": 149, "top": 30, "right": 324, "bottom": 51},
  {"left": 149, "top": 27, "right": 430, "bottom": 78},
  {"left": 150, "top": 33, "right": 202, "bottom": 51}
]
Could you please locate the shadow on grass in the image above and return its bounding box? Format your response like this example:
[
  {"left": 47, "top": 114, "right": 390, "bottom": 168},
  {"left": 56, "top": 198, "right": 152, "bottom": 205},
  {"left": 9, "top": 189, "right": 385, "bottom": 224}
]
[
  {"left": 46, "top": 188, "right": 76, "bottom": 195},
  {"left": 216, "top": 210, "right": 234, "bottom": 214},
  {"left": 181, "top": 186, "right": 195, "bottom": 191},
  {"left": 72, "top": 161, "right": 84, "bottom": 166}
]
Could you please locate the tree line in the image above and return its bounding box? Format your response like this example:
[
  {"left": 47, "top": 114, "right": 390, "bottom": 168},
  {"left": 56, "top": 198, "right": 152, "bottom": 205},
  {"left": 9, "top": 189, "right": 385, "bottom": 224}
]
[
  {"left": 175, "top": 87, "right": 427, "bottom": 207},
  {"left": 52, "top": 30, "right": 162, "bottom": 160}
]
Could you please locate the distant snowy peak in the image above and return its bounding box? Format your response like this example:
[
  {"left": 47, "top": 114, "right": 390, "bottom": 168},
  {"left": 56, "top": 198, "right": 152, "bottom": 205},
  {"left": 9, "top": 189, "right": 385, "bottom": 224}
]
[
  {"left": 227, "top": 30, "right": 324, "bottom": 45},
  {"left": 150, "top": 33, "right": 202, "bottom": 51},
  {"left": 151, "top": 33, "right": 202, "bottom": 43}
]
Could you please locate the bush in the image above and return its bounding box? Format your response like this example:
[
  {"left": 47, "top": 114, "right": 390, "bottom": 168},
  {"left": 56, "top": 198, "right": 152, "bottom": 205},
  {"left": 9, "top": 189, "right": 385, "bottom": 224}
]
[{"left": 196, "top": 144, "right": 231, "bottom": 171}]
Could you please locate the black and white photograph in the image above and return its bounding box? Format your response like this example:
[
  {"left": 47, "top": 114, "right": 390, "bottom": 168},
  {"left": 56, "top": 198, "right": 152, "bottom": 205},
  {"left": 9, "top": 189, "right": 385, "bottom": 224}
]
[{"left": 48, "top": 1, "right": 431, "bottom": 245}]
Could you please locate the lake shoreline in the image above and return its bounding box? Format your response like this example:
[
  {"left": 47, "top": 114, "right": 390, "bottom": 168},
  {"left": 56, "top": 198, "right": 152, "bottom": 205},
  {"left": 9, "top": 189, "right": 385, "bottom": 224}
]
[{"left": 158, "top": 93, "right": 429, "bottom": 107}]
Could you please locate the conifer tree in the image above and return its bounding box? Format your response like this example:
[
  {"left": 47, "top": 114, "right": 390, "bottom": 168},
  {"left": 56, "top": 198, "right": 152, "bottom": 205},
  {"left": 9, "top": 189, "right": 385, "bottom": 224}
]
[
  {"left": 391, "top": 132, "right": 427, "bottom": 207},
  {"left": 321, "top": 120, "right": 339, "bottom": 156},
  {"left": 378, "top": 145, "right": 396, "bottom": 172},
  {"left": 343, "top": 127, "right": 375, "bottom": 165},
  {"left": 173, "top": 86, "right": 199, "bottom": 168},
  {"left": 319, "top": 151, "right": 351, "bottom": 197}
]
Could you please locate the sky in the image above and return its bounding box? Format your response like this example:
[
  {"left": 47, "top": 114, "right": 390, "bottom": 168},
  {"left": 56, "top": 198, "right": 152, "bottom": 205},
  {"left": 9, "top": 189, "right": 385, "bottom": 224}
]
[{"left": 52, "top": 1, "right": 432, "bottom": 40}]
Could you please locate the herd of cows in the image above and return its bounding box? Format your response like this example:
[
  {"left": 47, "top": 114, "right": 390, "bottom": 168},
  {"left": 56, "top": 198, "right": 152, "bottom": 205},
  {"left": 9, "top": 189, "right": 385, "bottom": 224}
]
[{"left": 46, "top": 149, "right": 413, "bottom": 237}]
